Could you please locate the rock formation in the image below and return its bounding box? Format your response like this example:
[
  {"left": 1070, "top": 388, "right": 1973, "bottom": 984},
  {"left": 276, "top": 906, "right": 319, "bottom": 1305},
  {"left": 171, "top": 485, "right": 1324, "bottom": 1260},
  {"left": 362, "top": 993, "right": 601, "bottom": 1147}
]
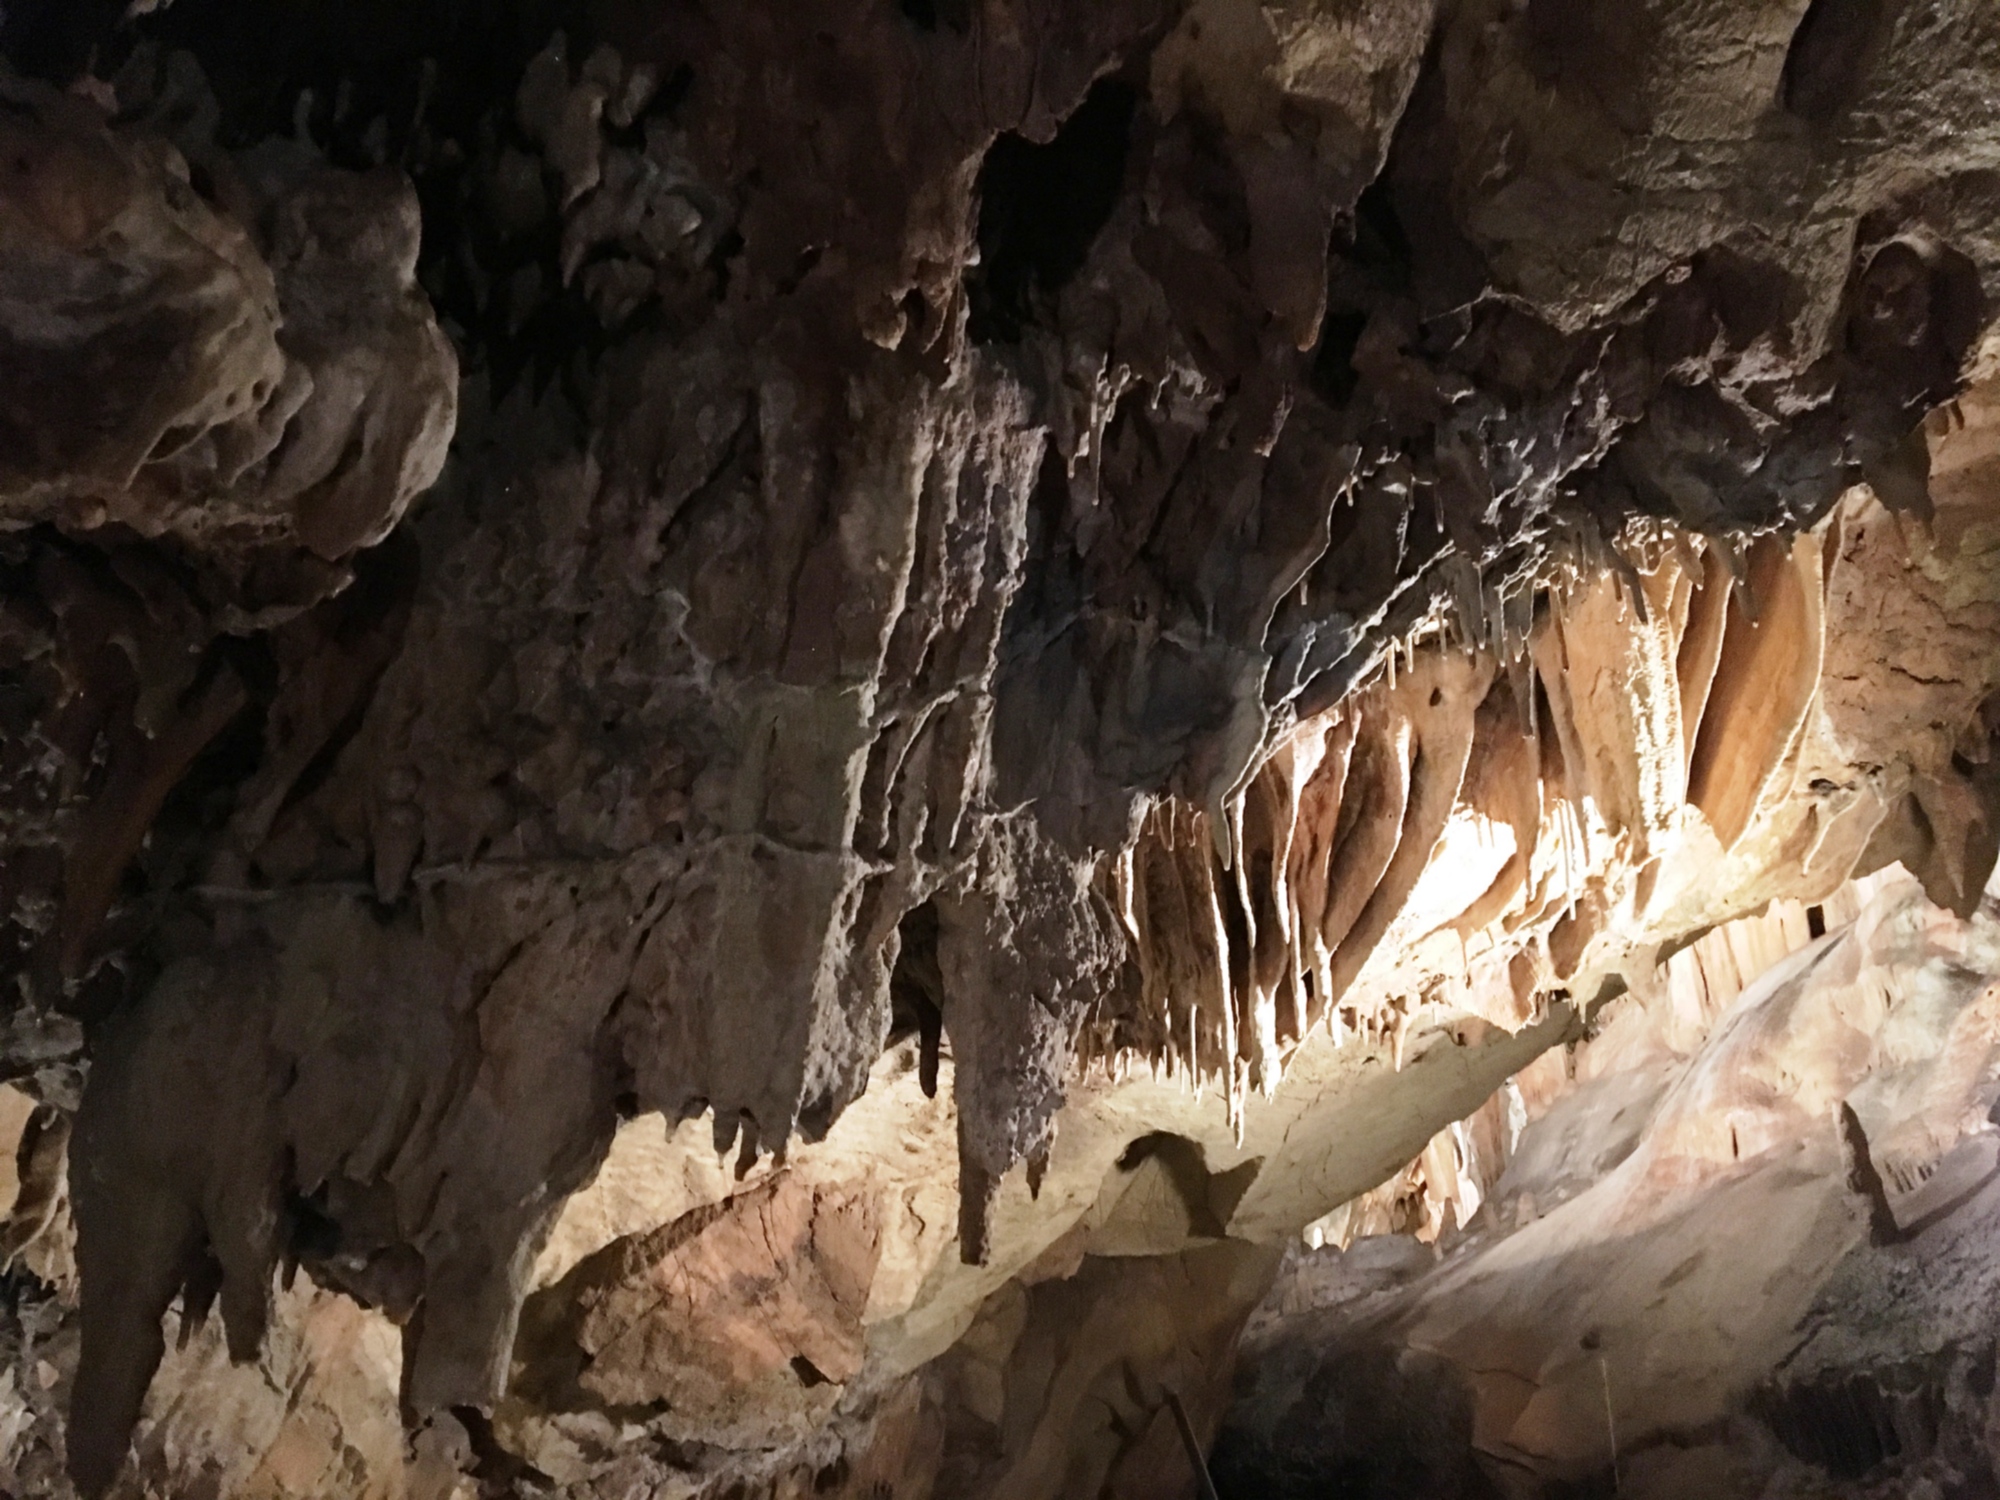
[{"left": 0, "top": 0, "right": 1997, "bottom": 1496}]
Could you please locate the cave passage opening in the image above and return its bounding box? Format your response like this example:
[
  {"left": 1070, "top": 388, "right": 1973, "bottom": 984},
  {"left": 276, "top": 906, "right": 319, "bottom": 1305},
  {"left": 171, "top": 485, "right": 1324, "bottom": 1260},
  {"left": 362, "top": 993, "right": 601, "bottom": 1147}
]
[{"left": 966, "top": 75, "right": 1138, "bottom": 344}]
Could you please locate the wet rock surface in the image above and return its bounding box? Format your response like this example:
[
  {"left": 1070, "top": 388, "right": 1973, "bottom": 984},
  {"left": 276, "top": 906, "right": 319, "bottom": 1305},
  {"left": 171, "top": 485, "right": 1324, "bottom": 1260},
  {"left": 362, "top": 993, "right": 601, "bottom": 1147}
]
[{"left": 0, "top": 1, "right": 1997, "bottom": 1496}]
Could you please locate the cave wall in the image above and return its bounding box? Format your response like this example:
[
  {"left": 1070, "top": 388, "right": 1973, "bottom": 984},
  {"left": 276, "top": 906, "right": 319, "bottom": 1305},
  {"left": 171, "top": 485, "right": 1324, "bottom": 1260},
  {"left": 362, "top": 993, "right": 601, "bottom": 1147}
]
[{"left": 0, "top": 0, "right": 1997, "bottom": 1495}]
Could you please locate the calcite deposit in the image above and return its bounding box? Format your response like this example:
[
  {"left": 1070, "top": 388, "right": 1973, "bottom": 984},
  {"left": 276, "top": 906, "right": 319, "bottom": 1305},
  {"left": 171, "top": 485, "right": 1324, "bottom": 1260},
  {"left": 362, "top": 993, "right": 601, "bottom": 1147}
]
[{"left": 0, "top": 0, "right": 1997, "bottom": 1496}]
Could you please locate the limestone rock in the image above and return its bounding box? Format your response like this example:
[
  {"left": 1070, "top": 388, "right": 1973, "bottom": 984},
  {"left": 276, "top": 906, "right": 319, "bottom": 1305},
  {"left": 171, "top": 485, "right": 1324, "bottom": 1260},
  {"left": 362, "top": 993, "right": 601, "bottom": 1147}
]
[{"left": 0, "top": 2, "right": 1995, "bottom": 1496}]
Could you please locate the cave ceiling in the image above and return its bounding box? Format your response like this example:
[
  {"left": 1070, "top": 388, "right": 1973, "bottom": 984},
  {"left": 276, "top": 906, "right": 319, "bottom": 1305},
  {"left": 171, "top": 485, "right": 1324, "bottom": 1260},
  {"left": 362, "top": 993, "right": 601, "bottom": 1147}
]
[{"left": 1, "top": 0, "right": 2000, "bottom": 1496}]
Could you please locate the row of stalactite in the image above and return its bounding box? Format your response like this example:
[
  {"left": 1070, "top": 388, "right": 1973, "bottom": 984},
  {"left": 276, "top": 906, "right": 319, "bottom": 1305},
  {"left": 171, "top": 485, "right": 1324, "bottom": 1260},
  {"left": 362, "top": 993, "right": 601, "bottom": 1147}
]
[{"left": 1081, "top": 519, "right": 1847, "bottom": 1128}]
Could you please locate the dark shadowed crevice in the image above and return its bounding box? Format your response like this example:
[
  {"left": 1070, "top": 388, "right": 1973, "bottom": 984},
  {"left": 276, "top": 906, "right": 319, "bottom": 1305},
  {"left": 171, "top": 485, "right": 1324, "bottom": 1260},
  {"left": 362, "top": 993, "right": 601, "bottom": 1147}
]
[
  {"left": 966, "top": 77, "right": 1138, "bottom": 344},
  {"left": 1782, "top": 0, "right": 1887, "bottom": 122},
  {"left": 898, "top": 0, "right": 970, "bottom": 33},
  {"left": 1311, "top": 178, "right": 1415, "bottom": 408},
  {"left": 0, "top": 0, "right": 124, "bottom": 80},
  {"left": 1520, "top": 0, "right": 1658, "bottom": 133},
  {"left": 889, "top": 901, "right": 946, "bottom": 1099},
  {"left": 1755, "top": 1361, "right": 1944, "bottom": 1479},
  {"left": 136, "top": 0, "right": 591, "bottom": 157},
  {"left": 1309, "top": 310, "right": 1369, "bottom": 406},
  {"left": 1348, "top": 177, "right": 1415, "bottom": 294},
  {"left": 1216, "top": 845, "right": 1253, "bottom": 1001},
  {"left": 1211, "top": 1340, "right": 1491, "bottom": 1500},
  {"left": 452, "top": 1406, "right": 554, "bottom": 1489}
]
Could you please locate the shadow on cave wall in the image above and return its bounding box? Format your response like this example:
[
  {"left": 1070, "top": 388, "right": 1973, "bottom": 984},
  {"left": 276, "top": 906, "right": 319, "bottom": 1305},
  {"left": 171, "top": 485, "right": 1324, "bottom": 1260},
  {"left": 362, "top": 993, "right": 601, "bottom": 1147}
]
[{"left": 1210, "top": 1337, "right": 1501, "bottom": 1500}]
